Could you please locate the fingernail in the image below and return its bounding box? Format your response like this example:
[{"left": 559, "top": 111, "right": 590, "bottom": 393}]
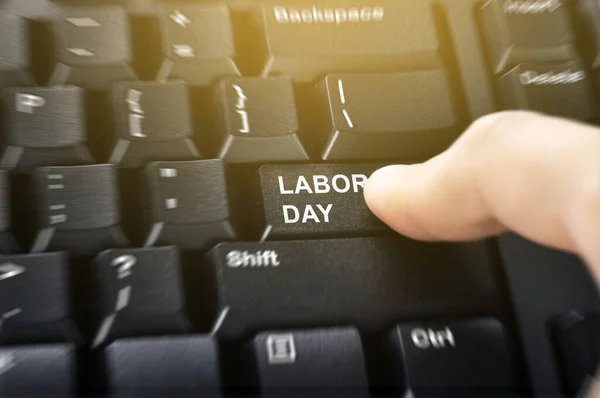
[{"left": 364, "top": 165, "right": 412, "bottom": 211}]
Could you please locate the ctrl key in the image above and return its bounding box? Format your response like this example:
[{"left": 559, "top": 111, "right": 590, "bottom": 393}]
[
  {"left": 386, "top": 318, "right": 520, "bottom": 397},
  {"left": 0, "top": 344, "right": 76, "bottom": 397}
]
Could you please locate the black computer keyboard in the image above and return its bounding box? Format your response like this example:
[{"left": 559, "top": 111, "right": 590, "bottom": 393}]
[{"left": 0, "top": 0, "right": 599, "bottom": 397}]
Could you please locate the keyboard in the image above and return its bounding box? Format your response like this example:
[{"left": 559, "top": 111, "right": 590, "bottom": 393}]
[{"left": 0, "top": 0, "right": 598, "bottom": 397}]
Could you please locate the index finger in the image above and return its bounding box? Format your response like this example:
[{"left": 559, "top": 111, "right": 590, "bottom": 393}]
[{"left": 363, "top": 111, "right": 600, "bottom": 284}]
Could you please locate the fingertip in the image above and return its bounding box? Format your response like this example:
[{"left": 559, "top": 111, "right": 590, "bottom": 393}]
[{"left": 364, "top": 164, "right": 411, "bottom": 222}]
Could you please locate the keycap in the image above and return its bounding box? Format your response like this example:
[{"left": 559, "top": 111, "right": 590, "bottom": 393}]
[
  {"left": 214, "top": 76, "right": 308, "bottom": 163},
  {"left": 260, "top": 1, "right": 441, "bottom": 82},
  {"left": 207, "top": 237, "right": 500, "bottom": 337},
  {"left": 385, "top": 318, "right": 520, "bottom": 397},
  {"left": 109, "top": 81, "right": 200, "bottom": 168},
  {"left": 32, "top": 164, "right": 128, "bottom": 256},
  {"left": 0, "top": 252, "right": 75, "bottom": 344},
  {"left": 0, "top": 13, "right": 34, "bottom": 90},
  {"left": 2, "top": 86, "right": 94, "bottom": 173},
  {"left": 578, "top": 0, "right": 600, "bottom": 68},
  {"left": 480, "top": 0, "right": 576, "bottom": 73},
  {"left": 0, "top": 344, "right": 76, "bottom": 397},
  {"left": 318, "top": 71, "right": 458, "bottom": 161},
  {"left": 157, "top": 4, "right": 239, "bottom": 85},
  {"left": 91, "top": 246, "right": 189, "bottom": 347},
  {"left": 144, "top": 160, "right": 237, "bottom": 250},
  {"left": 106, "top": 336, "right": 221, "bottom": 398},
  {"left": 498, "top": 60, "right": 595, "bottom": 120},
  {"left": 0, "top": 171, "right": 18, "bottom": 253},
  {"left": 553, "top": 311, "right": 600, "bottom": 395},
  {"left": 248, "top": 327, "right": 369, "bottom": 398},
  {"left": 258, "top": 164, "right": 386, "bottom": 239},
  {"left": 50, "top": 6, "right": 136, "bottom": 89}
]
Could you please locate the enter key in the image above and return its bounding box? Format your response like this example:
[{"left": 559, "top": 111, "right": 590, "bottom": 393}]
[{"left": 258, "top": 163, "right": 389, "bottom": 240}]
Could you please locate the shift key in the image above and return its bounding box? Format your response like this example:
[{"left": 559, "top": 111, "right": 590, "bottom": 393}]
[{"left": 259, "top": 164, "right": 388, "bottom": 240}]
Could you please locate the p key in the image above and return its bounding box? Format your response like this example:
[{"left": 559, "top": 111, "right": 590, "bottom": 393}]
[
  {"left": 144, "top": 160, "right": 237, "bottom": 250},
  {"left": 214, "top": 77, "right": 308, "bottom": 163},
  {"left": 109, "top": 81, "right": 200, "bottom": 168},
  {"left": 32, "top": 164, "right": 128, "bottom": 256},
  {"left": 157, "top": 4, "right": 239, "bottom": 84},
  {"left": 51, "top": 6, "right": 136, "bottom": 89},
  {"left": 2, "top": 86, "right": 94, "bottom": 173},
  {"left": 318, "top": 71, "right": 458, "bottom": 161}
]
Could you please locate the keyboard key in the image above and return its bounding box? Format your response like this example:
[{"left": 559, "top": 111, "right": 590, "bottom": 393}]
[
  {"left": 144, "top": 160, "right": 237, "bottom": 250},
  {"left": 498, "top": 61, "right": 595, "bottom": 120},
  {"left": 106, "top": 336, "right": 221, "bottom": 398},
  {"left": 32, "top": 164, "right": 128, "bottom": 256},
  {"left": 385, "top": 318, "right": 519, "bottom": 397},
  {"left": 480, "top": 0, "right": 576, "bottom": 72},
  {"left": 50, "top": 6, "right": 136, "bottom": 89},
  {"left": 259, "top": 164, "right": 386, "bottom": 239},
  {"left": 0, "top": 252, "right": 74, "bottom": 344},
  {"left": 552, "top": 311, "right": 600, "bottom": 395},
  {"left": 260, "top": 1, "right": 441, "bottom": 82},
  {"left": 0, "top": 344, "right": 76, "bottom": 397},
  {"left": 318, "top": 71, "right": 458, "bottom": 161},
  {"left": 248, "top": 327, "right": 369, "bottom": 398},
  {"left": 157, "top": 4, "right": 239, "bottom": 85},
  {"left": 91, "top": 246, "right": 189, "bottom": 347},
  {"left": 0, "top": 13, "right": 34, "bottom": 90},
  {"left": 578, "top": 0, "right": 600, "bottom": 68},
  {"left": 0, "top": 171, "right": 18, "bottom": 253},
  {"left": 2, "top": 86, "right": 94, "bottom": 173},
  {"left": 109, "top": 81, "right": 199, "bottom": 168},
  {"left": 207, "top": 237, "right": 500, "bottom": 337},
  {"left": 214, "top": 76, "right": 308, "bottom": 163}
]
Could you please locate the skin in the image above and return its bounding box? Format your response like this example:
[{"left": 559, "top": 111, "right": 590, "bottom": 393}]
[{"left": 363, "top": 111, "right": 600, "bottom": 397}]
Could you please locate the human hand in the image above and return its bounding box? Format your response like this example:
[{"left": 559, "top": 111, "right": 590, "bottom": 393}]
[{"left": 364, "top": 111, "right": 600, "bottom": 397}]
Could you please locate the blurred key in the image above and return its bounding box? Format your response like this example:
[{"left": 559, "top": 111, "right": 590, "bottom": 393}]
[
  {"left": 385, "top": 318, "right": 519, "bottom": 397},
  {"left": 553, "top": 311, "right": 600, "bottom": 395},
  {"left": 109, "top": 81, "right": 199, "bottom": 168},
  {"left": 32, "top": 164, "right": 128, "bottom": 256},
  {"left": 157, "top": 4, "right": 239, "bottom": 85},
  {"left": 144, "top": 160, "right": 237, "bottom": 250},
  {"left": 318, "top": 71, "right": 458, "bottom": 161},
  {"left": 0, "top": 171, "right": 18, "bottom": 253},
  {"left": 248, "top": 327, "right": 369, "bottom": 398},
  {"left": 214, "top": 76, "right": 308, "bottom": 163},
  {"left": 0, "top": 344, "right": 76, "bottom": 398},
  {"left": 260, "top": 0, "right": 441, "bottom": 82},
  {"left": 207, "top": 237, "right": 500, "bottom": 337},
  {"left": 2, "top": 86, "right": 94, "bottom": 173},
  {"left": 50, "top": 6, "right": 136, "bottom": 89},
  {"left": 106, "top": 336, "right": 221, "bottom": 398},
  {"left": 0, "top": 252, "right": 74, "bottom": 344},
  {"left": 92, "top": 246, "right": 189, "bottom": 347},
  {"left": 258, "top": 164, "right": 387, "bottom": 239},
  {"left": 480, "top": 0, "right": 576, "bottom": 72},
  {"left": 498, "top": 60, "right": 595, "bottom": 120},
  {"left": 0, "top": 13, "right": 34, "bottom": 90},
  {"left": 578, "top": 0, "right": 600, "bottom": 68}
]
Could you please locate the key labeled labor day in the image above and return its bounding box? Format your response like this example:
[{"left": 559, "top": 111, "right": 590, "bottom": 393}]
[{"left": 259, "top": 164, "right": 389, "bottom": 239}]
